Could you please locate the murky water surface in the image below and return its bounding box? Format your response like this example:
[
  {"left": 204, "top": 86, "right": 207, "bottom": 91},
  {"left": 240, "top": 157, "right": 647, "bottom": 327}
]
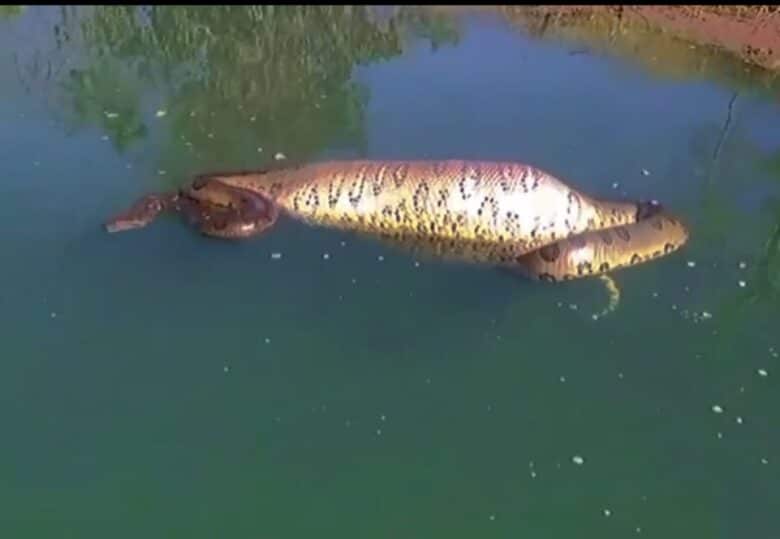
[{"left": 1, "top": 7, "right": 778, "bottom": 538}]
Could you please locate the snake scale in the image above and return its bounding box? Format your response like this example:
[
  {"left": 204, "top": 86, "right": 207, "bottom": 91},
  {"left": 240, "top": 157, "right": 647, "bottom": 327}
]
[{"left": 105, "top": 159, "right": 690, "bottom": 285}]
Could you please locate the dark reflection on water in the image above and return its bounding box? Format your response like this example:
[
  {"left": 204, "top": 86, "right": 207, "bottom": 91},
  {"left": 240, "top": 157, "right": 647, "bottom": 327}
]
[{"left": 1, "top": 6, "right": 779, "bottom": 539}]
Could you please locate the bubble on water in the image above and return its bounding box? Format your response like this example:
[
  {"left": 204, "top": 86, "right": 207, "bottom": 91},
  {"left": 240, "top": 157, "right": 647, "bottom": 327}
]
[
  {"left": 340, "top": 241, "right": 347, "bottom": 247},
  {"left": 223, "top": 365, "right": 229, "bottom": 373},
  {"left": 380, "top": 414, "right": 386, "bottom": 422},
  {"left": 207, "top": 133, "right": 214, "bottom": 139},
  {"left": 641, "top": 168, "right": 650, "bottom": 176},
  {"left": 712, "top": 404, "right": 724, "bottom": 414},
  {"left": 158, "top": 170, "right": 166, "bottom": 175},
  {"left": 568, "top": 303, "right": 578, "bottom": 311},
  {"left": 345, "top": 420, "right": 351, "bottom": 427},
  {"left": 738, "top": 280, "right": 746, "bottom": 288},
  {"left": 105, "top": 111, "right": 119, "bottom": 119},
  {"left": 101, "top": 135, "right": 109, "bottom": 141},
  {"left": 351, "top": 277, "right": 357, "bottom": 284},
  {"left": 701, "top": 311, "right": 712, "bottom": 320},
  {"left": 271, "top": 252, "right": 282, "bottom": 260},
  {"left": 530, "top": 470, "right": 537, "bottom": 478},
  {"left": 717, "top": 432, "right": 723, "bottom": 439},
  {"left": 572, "top": 455, "right": 585, "bottom": 465},
  {"left": 560, "top": 376, "right": 566, "bottom": 383},
  {"left": 322, "top": 253, "right": 330, "bottom": 260},
  {"left": 738, "top": 261, "right": 747, "bottom": 269},
  {"left": 736, "top": 416, "right": 743, "bottom": 425},
  {"left": 652, "top": 291, "right": 659, "bottom": 298},
  {"left": 414, "top": 261, "right": 420, "bottom": 267},
  {"left": 376, "top": 428, "right": 382, "bottom": 436},
  {"left": 274, "top": 152, "right": 286, "bottom": 160},
  {"left": 687, "top": 261, "right": 696, "bottom": 268},
  {"left": 250, "top": 116, "right": 256, "bottom": 122},
  {"left": 50, "top": 312, "right": 57, "bottom": 319},
  {"left": 636, "top": 527, "right": 642, "bottom": 534},
  {"left": 757, "top": 368, "right": 768, "bottom": 377},
  {"left": 377, "top": 255, "right": 385, "bottom": 262},
  {"left": 155, "top": 109, "right": 167, "bottom": 117},
  {"left": 603, "top": 509, "right": 611, "bottom": 517},
  {"left": 257, "top": 147, "right": 263, "bottom": 153},
  {"left": 264, "top": 337, "right": 271, "bottom": 344},
  {"left": 618, "top": 372, "right": 624, "bottom": 380},
  {"left": 489, "top": 514, "right": 496, "bottom": 521},
  {"left": 761, "top": 458, "right": 769, "bottom": 465},
  {"left": 612, "top": 182, "right": 619, "bottom": 189}
]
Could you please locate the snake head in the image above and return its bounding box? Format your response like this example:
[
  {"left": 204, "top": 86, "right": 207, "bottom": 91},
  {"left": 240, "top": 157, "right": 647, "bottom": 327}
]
[{"left": 104, "top": 193, "right": 171, "bottom": 233}]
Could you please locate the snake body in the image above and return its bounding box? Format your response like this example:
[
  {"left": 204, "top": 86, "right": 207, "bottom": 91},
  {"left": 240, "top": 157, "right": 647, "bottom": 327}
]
[{"left": 171, "top": 159, "right": 689, "bottom": 281}]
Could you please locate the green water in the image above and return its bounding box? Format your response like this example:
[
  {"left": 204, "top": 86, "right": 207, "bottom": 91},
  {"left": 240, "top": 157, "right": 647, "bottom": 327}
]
[{"left": 1, "top": 6, "right": 779, "bottom": 538}]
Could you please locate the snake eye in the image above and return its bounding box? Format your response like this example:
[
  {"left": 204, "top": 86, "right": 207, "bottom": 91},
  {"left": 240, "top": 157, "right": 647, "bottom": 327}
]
[{"left": 192, "top": 175, "right": 210, "bottom": 190}]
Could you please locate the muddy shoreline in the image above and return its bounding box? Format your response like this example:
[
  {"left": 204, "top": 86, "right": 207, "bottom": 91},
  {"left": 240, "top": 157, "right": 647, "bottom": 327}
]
[
  {"left": 427, "top": 5, "right": 780, "bottom": 75},
  {"left": 539, "top": 5, "right": 780, "bottom": 72}
]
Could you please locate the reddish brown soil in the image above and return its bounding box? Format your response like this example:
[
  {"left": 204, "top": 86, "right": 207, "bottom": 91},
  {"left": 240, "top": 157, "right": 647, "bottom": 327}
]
[
  {"left": 542, "top": 5, "right": 780, "bottom": 71},
  {"left": 428, "top": 5, "right": 780, "bottom": 72}
]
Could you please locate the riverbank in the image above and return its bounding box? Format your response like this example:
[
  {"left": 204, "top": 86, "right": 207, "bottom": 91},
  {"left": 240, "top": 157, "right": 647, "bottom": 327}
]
[{"left": 507, "top": 5, "right": 780, "bottom": 72}]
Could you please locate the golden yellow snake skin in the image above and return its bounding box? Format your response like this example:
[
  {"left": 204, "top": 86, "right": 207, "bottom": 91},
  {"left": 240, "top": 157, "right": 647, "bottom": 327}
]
[{"left": 184, "top": 159, "right": 689, "bottom": 282}]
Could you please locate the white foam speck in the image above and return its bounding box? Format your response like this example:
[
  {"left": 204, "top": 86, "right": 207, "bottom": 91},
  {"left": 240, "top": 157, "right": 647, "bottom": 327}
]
[
  {"left": 687, "top": 261, "right": 696, "bottom": 268},
  {"left": 572, "top": 455, "right": 584, "bottom": 465},
  {"left": 712, "top": 404, "right": 724, "bottom": 414},
  {"left": 271, "top": 252, "right": 282, "bottom": 260},
  {"left": 155, "top": 109, "right": 167, "bottom": 117}
]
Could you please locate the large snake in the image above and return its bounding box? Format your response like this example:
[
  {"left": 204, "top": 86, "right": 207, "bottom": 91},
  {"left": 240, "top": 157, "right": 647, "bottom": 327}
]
[{"left": 105, "top": 160, "right": 689, "bottom": 297}]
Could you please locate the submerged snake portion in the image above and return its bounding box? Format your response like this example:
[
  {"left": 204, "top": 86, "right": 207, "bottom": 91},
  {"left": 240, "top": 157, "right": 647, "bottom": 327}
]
[{"left": 106, "top": 159, "right": 690, "bottom": 282}]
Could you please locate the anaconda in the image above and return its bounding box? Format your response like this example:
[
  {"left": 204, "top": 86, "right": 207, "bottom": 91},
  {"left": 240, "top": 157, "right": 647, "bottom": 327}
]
[{"left": 105, "top": 159, "right": 690, "bottom": 285}]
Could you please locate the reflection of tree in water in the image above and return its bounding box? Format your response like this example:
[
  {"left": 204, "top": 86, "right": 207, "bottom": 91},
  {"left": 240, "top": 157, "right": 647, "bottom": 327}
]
[
  {"left": 46, "top": 6, "right": 459, "bottom": 183},
  {"left": 0, "top": 5, "right": 25, "bottom": 19}
]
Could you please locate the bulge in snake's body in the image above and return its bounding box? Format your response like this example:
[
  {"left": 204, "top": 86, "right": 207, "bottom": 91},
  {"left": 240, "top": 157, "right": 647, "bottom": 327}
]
[{"left": 181, "top": 159, "right": 689, "bottom": 280}]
